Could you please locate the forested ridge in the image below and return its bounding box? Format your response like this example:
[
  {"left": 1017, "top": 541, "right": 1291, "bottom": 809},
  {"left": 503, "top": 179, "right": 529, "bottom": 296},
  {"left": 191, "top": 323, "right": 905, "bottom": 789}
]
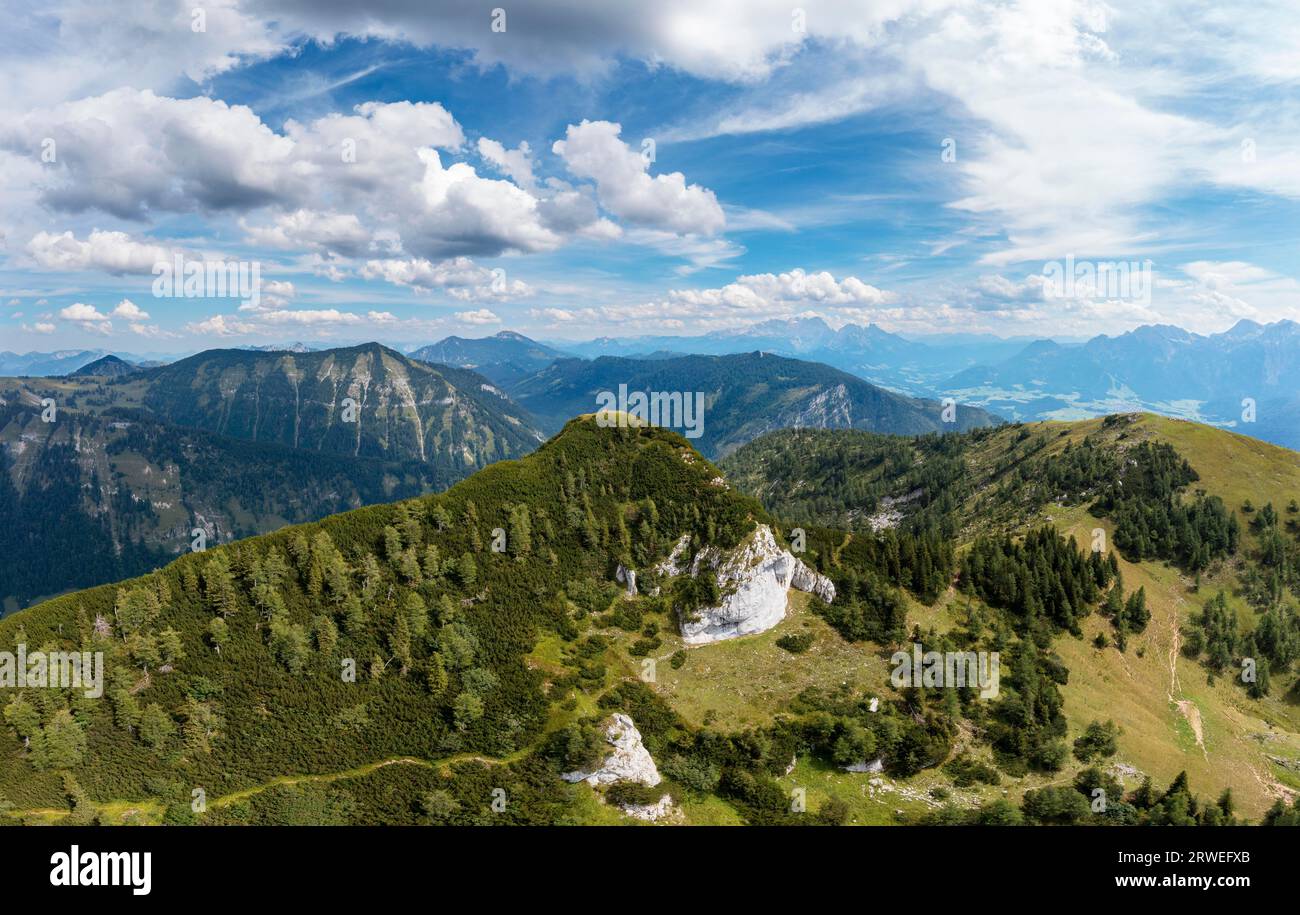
[{"left": 2, "top": 413, "right": 1296, "bottom": 826}]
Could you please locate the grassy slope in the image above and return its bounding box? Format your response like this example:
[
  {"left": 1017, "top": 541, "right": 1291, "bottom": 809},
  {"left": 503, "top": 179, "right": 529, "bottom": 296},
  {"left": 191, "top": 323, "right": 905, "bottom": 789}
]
[
  {"left": 972, "top": 415, "right": 1300, "bottom": 818},
  {"left": 653, "top": 414, "right": 1300, "bottom": 822}
]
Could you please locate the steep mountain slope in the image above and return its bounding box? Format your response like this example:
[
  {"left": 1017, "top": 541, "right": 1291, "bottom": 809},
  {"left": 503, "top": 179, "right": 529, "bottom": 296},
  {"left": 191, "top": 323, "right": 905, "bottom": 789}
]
[
  {"left": 410, "top": 331, "right": 572, "bottom": 386},
  {"left": 140, "top": 343, "right": 542, "bottom": 466},
  {"left": 0, "top": 344, "right": 544, "bottom": 608},
  {"left": 508, "top": 352, "right": 999, "bottom": 458},
  {"left": 0, "top": 416, "right": 779, "bottom": 824},
  {"left": 0, "top": 397, "right": 443, "bottom": 610}
]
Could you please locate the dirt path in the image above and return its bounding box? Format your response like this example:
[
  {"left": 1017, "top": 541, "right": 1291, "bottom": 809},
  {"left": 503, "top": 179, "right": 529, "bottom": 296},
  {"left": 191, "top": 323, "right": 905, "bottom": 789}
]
[
  {"left": 1165, "top": 598, "right": 1207, "bottom": 758},
  {"left": 212, "top": 756, "right": 435, "bottom": 808}
]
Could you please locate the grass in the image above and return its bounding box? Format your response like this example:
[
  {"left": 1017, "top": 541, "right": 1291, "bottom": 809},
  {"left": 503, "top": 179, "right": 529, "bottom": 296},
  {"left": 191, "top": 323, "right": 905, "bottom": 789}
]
[{"left": 609, "top": 591, "right": 897, "bottom": 732}]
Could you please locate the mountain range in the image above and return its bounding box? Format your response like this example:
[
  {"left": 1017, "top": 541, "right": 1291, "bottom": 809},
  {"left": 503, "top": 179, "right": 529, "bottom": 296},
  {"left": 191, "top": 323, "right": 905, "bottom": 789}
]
[
  {"left": 0, "top": 344, "right": 541, "bottom": 609},
  {"left": 941, "top": 319, "right": 1300, "bottom": 448},
  {"left": 2, "top": 341, "right": 988, "bottom": 607},
  {"left": 505, "top": 351, "right": 997, "bottom": 458},
  {"left": 14, "top": 316, "right": 1300, "bottom": 452}
]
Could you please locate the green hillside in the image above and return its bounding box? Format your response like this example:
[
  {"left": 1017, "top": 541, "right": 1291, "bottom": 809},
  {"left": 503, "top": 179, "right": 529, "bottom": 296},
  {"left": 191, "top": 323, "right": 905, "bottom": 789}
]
[
  {"left": 724, "top": 414, "right": 1300, "bottom": 820},
  {"left": 2, "top": 413, "right": 1298, "bottom": 826}
]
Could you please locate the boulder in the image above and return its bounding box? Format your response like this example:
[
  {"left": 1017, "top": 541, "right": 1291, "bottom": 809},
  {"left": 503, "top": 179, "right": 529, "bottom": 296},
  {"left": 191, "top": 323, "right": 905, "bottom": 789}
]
[{"left": 561, "top": 713, "right": 661, "bottom": 787}]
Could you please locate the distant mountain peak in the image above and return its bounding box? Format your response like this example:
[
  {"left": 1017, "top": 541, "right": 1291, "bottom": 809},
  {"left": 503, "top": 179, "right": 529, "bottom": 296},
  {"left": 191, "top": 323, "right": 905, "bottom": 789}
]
[{"left": 67, "top": 354, "right": 139, "bottom": 378}]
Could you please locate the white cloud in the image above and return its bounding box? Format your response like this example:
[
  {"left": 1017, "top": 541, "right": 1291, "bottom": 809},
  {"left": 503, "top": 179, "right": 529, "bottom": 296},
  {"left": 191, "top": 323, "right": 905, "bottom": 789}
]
[
  {"left": 607, "top": 268, "right": 895, "bottom": 325},
  {"left": 27, "top": 230, "right": 175, "bottom": 275},
  {"left": 264, "top": 280, "right": 296, "bottom": 297},
  {"left": 361, "top": 256, "right": 531, "bottom": 300},
  {"left": 553, "top": 120, "right": 725, "bottom": 236},
  {"left": 187, "top": 314, "right": 255, "bottom": 336},
  {"left": 242, "top": 210, "right": 373, "bottom": 257},
  {"left": 110, "top": 299, "right": 150, "bottom": 320},
  {"left": 4, "top": 92, "right": 559, "bottom": 260},
  {"left": 59, "top": 302, "right": 110, "bottom": 321},
  {"left": 258, "top": 308, "right": 364, "bottom": 326},
  {"left": 58, "top": 302, "right": 113, "bottom": 334},
  {"left": 477, "top": 138, "right": 538, "bottom": 191},
  {"left": 530, "top": 307, "right": 578, "bottom": 322},
  {"left": 454, "top": 308, "right": 501, "bottom": 325}
]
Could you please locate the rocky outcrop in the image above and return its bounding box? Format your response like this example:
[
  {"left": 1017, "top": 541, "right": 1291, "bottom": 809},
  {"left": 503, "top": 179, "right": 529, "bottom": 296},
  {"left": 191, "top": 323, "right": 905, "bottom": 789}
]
[
  {"left": 561, "top": 714, "right": 661, "bottom": 787},
  {"left": 615, "top": 563, "right": 638, "bottom": 597},
  {"left": 653, "top": 534, "right": 693, "bottom": 577},
  {"left": 677, "top": 524, "right": 836, "bottom": 645},
  {"left": 791, "top": 560, "right": 835, "bottom": 603}
]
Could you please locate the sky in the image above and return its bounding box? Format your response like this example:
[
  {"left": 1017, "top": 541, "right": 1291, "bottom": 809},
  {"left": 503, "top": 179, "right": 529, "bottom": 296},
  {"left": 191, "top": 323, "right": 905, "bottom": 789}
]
[{"left": 1, "top": 0, "right": 1299, "bottom": 353}]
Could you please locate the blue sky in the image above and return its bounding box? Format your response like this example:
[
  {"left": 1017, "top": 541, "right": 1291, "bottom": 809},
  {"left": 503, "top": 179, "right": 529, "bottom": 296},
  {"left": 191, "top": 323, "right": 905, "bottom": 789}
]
[{"left": 2, "top": 0, "right": 1298, "bottom": 353}]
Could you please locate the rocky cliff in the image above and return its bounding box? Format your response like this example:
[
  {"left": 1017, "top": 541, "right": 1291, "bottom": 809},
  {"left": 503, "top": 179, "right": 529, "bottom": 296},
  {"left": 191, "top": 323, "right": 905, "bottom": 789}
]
[{"left": 676, "top": 524, "right": 835, "bottom": 645}]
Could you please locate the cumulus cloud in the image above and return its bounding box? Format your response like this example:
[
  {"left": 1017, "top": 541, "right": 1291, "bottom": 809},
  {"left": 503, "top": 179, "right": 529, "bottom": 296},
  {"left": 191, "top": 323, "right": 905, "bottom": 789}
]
[
  {"left": 242, "top": 210, "right": 373, "bottom": 257},
  {"left": 110, "top": 299, "right": 150, "bottom": 320},
  {"left": 362, "top": 256, "right": 531, "bottom": 300},
  {"left": 58, "top": 302, "right": 113, "bottom": 334},
  {"left": 477, "top": 138, "right": 538, "bottom": 191},
  {"left": 27, "top": 229, "right": 176, "bottom": 275},
  {"left": 4, "top": 91, "right": 562, "bottom": 261},
  {"left": 594, "top": 268, "right": 895, "bottom": 327},
  {"left": 454, "top": 308, "right": 501, "bottom": 325},
  {"left": 553, "top": 120, "right": 725, "bottom": 235},
  {"left": 187, "top": 314, "right": 255, "bottom": 336},
  {"left": 59, "top": 302, "right": 109, "bottom": 321}
]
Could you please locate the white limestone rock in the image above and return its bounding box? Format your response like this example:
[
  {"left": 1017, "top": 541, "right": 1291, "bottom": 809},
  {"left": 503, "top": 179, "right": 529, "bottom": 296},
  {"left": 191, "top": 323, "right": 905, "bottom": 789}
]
[
  {"left": 677, "top": 524, "right": 836, "bottom": 645},
  {"left": 791, "top": 559, "right": 836, "bottom": 603},
  {"left": 843, "top": 756, "right": 885, "bottom": 774},
  {"left": 615, "top": 563, "right": 638, "bottom": 597},
  {"left": 653, "top": 534, "right": 693, "bottom": 577},
  {"left": 561, "top": 714, "right": 661, "bottom": 787}
]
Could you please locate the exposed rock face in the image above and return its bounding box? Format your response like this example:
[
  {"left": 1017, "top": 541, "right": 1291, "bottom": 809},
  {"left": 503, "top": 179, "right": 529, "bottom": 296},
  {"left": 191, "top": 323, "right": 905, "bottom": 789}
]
[
  {"left": 615, "top": 564, "right": 638, "bottom": 597},
  {"left": 791, "top": 560, "right": 836, "bottom": 603},
  {"left": 561, "top": 714, "right": 661, "bottom": 787},
  {"left": 654, "top": 534, "right": 693, "bottom": 577},
  {"left": 678, "top": 524, "right": 836, "bottom": 645},
  {"left": 843, "top": 757, "right": 885, "bottom": 774}
]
